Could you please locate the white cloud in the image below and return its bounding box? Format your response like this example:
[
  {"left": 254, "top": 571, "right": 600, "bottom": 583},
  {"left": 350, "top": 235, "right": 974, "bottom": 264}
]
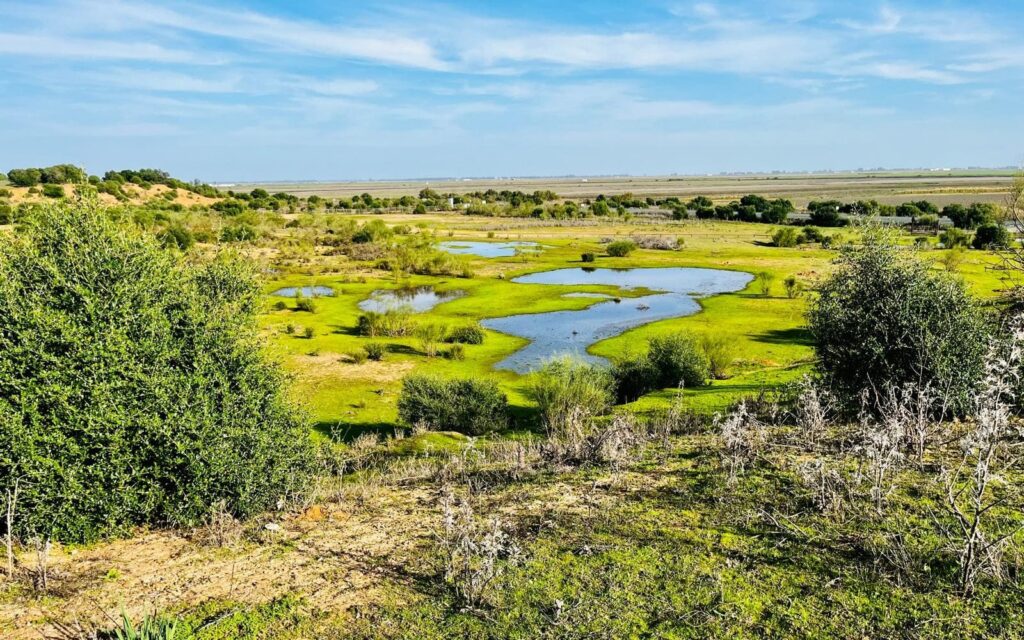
[
  {"left": 60, "top": 0, "right": 449, "bottom": 71},
  {"left": 0, "top": 32, "right": 206, "bottom": 63}
]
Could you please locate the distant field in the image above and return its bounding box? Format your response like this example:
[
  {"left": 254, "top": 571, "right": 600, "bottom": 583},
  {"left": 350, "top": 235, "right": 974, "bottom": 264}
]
[{"left": 235, "top": 170, "right": 1016, "bottom": 207}]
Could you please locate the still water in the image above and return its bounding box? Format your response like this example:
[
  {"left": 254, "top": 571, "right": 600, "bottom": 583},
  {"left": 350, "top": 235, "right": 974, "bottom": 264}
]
[{"left": 482, "top": 267, "right": 752, "bottom": 372}]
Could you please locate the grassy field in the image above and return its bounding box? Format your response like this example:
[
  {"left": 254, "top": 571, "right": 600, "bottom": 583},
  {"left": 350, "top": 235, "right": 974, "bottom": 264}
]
[
  {"left": 259, "top": 214, "right": 1009, "bottom": 437},
  {"left": 237, "top": 170, "right": 1016, "bottom": 207}
]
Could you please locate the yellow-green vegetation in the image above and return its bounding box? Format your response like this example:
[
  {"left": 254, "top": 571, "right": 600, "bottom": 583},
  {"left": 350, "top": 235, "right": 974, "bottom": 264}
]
[{"left": 258, "top": 215, "right": 1007, "bottom": 434}]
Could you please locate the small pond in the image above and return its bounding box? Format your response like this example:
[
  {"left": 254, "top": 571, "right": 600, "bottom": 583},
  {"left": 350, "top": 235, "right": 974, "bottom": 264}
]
[
  {"left": 271, "top": 285, "right": 335, "bottom": 298},
  {"left": 437, "top": 241, "right": 541, "bottom": 258},
  {"left": 482, "top": 267, "right": 752, "bottom": 372},
  {"left": 358, "top": 286, "right": 465, "bottom": 313}
]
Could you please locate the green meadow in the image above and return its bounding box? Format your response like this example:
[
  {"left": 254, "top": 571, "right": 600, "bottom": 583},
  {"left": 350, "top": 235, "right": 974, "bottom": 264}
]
[{"left": 259, "top": 216, "right": 1007, "bottom": 435}]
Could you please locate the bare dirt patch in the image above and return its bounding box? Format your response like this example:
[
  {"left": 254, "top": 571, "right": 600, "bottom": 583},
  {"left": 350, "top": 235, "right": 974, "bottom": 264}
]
[{"left": 0, "top": 487, "right": 434, "bottom": 639}]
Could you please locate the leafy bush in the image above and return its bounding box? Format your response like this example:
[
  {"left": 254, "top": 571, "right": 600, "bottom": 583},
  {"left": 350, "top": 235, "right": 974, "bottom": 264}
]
[
  {"left": 800, "top": 226, "right": 826, "bottom": 243},
  {"left": 783, "top": 275, "right": 803, "bottom": 299},
  {"left": 611, "top": 354, "right": 659, "bottom": 403},
  {"left": 356, "top": 308, "right": 414, "bottom": 337},
  {"left": 365, "top": 342, "right": 387, "bottom": 361},
  {"left": 444, "top": 344, "right": 466, "bottom": 360},
  {"left": 220, "top": 223, "right": 258, "bottom": 243},
  {"left": 446, "top": 324, "right": 485, "bottom": 345},
  {"left": 41, "top": 184, "right": 65, "bottom": 198},
  {"left": 647, "top": 334, "right": 711, "bottom": 389},
  {"left": 612, "top": 333, "right": 711, "bottom": 402},
  {"left": 755, "top": 271, "right": 775, "bottom": 297},
  {"left": 940, "top": 227, "right": 971, "bottom": 249},
  {"left": 581, "top": 252, "right": 596, "bottom": 263},
  {"left": 808, "top": 207, "right": 847, "bottom": 227},
  {"left": 972, "top": 223, "right": 1010, "bottom": 249},
  {"left": 606, "top": 240, "right": 637, "bottom": 257},
  {"left": 527, "top": 358, "right": 614, "bottom": 434},
  {"left": 294, "top": 296, "right": 316, "bottom": 313},
  {"left": 398, "top": 375, "right": 508, "bottom": 435},
  {"left": 808, "top": 230, "right": 989, "bottom": 414},
  {"left": 944, "top": 202, "right": 1000, "bottom": 230},
  {"left": 0, "top": 199, "right": 313, "bottom": 543},
  {"left": 700, "top": 333, "right": 737, "bottom": 379},
  {"left": 349, "top": 348, "right": 368, "bottom": 364},
  {"left": 416, "top": 323, "right": 447, "bottom": 357},
  {"left": 157, "top": 225, "right": 195, "bottom": 251},
  {"left": 772, "top": 227, "right": 799, "bottom": 248}
]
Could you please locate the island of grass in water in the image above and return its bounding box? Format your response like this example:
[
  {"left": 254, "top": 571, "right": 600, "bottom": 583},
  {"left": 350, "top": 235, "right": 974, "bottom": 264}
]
[{"left": 483, "top": 267, "right": 752, "bottom": 372}]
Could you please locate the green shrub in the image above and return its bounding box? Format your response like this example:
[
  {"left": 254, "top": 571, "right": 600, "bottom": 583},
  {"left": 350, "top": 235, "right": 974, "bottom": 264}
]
[
  {"left": 42, "top": 184, "right": 65, "bottom": 198},
  {"left": 220, "top": 223, "right": 258, "bottom": 243},
  {"left": 800, "top": 226, "right": 825, "bottom": 243},
  {"left": 972, "top": 223, "right": 1010, "bottom": 249},
  {"left": 527, "top": 357, "right": 614, "bottom": 433},
  {"left": 416, "top": 323, "right": 447, "bottom": 357},
  {"left": 349, "top": 348, "right": 368, "bottom": 364},
  {"left": 700, "top": 333, "right": 736, "bottom": 379},
  {"left": 444, "top": 343, "right": 466, "bottom": 360},
  {"left": 303, "top": 326, "right": 315, "bottom": 339},
  {"left": 808, "top": 230, "right": 989, "bottom": 414},
  {"left": 771, "top": 227, "right": 799, "bottom": 247},
  {"left": 356, "top": 308, "right": 414, "bottom": 337},
  {"left": 611, "top": 354, "right": 659, "bottom": 403},
  {"left": 0, "top": 199, "right": 313, "bottom": 543},
  {"left": 783, "top": 275, "right": 802, "bottom": 299},
  {"left": 606, "top": 240, "right": 637, "bottom": 257},
  {"left": 398, "top": 375, "right": 508, "bottom": 435},
  {"left": 581, "top": 252, "right": 596, "bottom": 262},
  {"left": 157, "top": 225, "right": 195, "bottom": 251},
  {"left": 365, "top": 342, "right": 387, "bottom": 361},
  {"left": 294, "top": 296, "right": 316, "bottom": 313},
  {"left": 939, "top": 227, "right": 971, "bottom": 249},
  {"left": 647, "top": 334, "right": 710, "bottom": 389},
  {"left": 447, "top": 324, "right": 485, "bottom": 345}
]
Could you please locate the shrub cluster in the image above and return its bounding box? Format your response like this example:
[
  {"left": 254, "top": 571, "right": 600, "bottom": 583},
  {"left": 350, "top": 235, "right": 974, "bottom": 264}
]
[{"left": 612, "top": 334, "right": 711, "bottom": 403}]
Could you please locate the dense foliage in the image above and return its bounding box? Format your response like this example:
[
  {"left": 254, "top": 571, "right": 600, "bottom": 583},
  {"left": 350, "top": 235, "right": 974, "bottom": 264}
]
[
  {"left": 808, "top": 231, "right": 989, "bottom": 413},
  {"left": 0, "top": 200, "right": 313, "bottom": 543},
  {"left": 398, "top": 375, "right": 508, "bottom": 435},
  {"left": 612, "top": 334, "right": 711, "bottom": 402}
]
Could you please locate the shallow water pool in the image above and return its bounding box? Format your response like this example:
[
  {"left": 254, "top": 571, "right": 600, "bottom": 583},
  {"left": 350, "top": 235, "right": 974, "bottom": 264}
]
[{"left": 482, "top": 267, "right": 752, "bottom": 372}]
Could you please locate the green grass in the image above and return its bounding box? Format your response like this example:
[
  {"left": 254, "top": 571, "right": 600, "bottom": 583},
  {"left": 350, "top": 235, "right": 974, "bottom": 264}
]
[{"left": 260, "top": 218, "right": 1009, "bottom": 435}]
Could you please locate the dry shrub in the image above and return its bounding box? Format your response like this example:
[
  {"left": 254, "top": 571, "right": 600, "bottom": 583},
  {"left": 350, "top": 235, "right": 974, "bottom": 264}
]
[
  {"left": 437, "top": 486, "right": 522, "bottom": 610},
  {"left": 716, "top": 401, "right": 765, "bottom": 484}
]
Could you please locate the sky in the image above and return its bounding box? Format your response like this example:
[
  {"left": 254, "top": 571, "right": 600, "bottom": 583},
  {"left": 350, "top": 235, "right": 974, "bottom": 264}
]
[{"left": 1, "top": 0, "right": 1023, "bottom": 182}]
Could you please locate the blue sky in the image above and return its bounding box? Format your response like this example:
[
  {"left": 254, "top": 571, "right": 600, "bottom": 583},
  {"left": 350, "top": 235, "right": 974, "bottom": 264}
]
[{"left": 1, "top": 0, "right": 1022, "bottom": 181}]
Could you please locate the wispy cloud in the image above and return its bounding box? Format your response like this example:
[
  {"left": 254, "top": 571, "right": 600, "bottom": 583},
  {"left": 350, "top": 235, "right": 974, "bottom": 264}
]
[{"left": 0, "top": 32, "right": 208, "bottom": 63}]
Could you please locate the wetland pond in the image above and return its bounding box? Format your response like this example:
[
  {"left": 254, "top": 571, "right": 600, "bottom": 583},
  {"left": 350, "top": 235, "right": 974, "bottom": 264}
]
[
  {"left": 437, "top": 241, "right": 541, "bottom": 258},
  {"left": 271, "top": 285, "right": 335, "bottom": 298},
  {"left": 482, "top": 267, "right": 752, "bottom": 373},
  {"left": 359, "top": 286, "right": 465, "bottom": 313}
]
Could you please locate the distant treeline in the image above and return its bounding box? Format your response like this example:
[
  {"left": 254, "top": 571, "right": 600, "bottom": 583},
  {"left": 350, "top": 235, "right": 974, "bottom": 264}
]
[{"left": 5, "top": 165, "right": 221, "bottom": 199}]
